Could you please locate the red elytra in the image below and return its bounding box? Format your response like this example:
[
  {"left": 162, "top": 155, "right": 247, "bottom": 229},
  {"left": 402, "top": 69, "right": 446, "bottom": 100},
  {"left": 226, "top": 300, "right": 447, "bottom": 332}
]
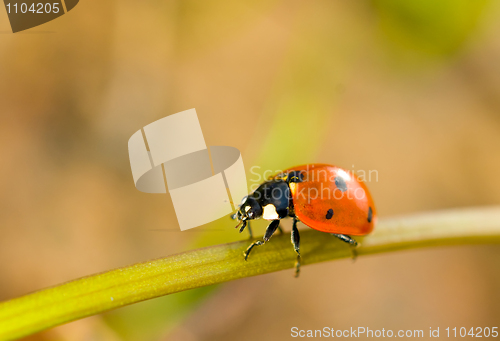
[{"left": 274, "top": 164, "right": 376, "bottom": 236}]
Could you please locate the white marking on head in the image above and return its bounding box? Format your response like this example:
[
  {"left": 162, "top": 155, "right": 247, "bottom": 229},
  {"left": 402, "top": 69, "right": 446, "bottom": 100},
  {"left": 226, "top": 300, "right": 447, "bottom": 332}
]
[
  {"left": 244, "top": 206, "right": 251, "bottom": 212},
  {"left": 262, "top": 204, "right": 279, "bottom": 220}
]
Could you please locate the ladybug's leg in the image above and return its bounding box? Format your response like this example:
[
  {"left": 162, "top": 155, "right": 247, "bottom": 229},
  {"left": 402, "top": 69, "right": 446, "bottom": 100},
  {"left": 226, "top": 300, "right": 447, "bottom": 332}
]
[
  {"left": 331, "top": 234, "right": 358, "bottom": 260},
  {"left": 235, "top": 218, "right": 253, "bottom": 239},
  {"left": 291, "top": 217, "right": 301, "bottom": 277},
  {"left": 244, "top": 220, "right": 280, "bottom": 260},
  {"left": 236, "top": 220, "right": 246, "bottom": 233}
]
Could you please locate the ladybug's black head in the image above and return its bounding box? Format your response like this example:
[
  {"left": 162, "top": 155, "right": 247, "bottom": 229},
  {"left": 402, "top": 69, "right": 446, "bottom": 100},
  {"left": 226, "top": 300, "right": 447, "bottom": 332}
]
[
  {"left": 238, "top": 196, "right": 262, "bottom": 220},
  {"left": 232, "top": 196, "right": 262, "bottom": 233}
]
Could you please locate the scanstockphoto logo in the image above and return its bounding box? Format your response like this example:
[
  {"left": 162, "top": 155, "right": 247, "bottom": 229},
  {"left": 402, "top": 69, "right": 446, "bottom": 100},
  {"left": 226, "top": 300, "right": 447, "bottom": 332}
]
[
  {"left": 3, "top": 0, "right": 79, "bottom": 33},
  {"left": 128, "top": 109, "right": 248, "bottom": 231},
  {"left": 246, "top": 166, "right": 379, "bottom": 204}
]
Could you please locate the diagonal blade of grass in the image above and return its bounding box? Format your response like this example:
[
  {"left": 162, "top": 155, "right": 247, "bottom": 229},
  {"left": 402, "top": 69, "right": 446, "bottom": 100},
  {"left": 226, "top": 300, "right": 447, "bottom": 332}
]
[{"left": 1, "top": 206, "right": 500, "bottom": 340}]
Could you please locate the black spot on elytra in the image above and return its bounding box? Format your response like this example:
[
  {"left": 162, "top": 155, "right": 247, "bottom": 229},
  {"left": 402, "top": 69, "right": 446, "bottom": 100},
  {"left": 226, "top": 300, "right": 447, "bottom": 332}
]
[
  {"left": 326, "top": 209, "right": 334, "bottom": 219},
  {"left": 367, "top": 207, "right": 373, "bottom": 223},
  {"left": 334, "top": 176, "right": 347, "bottom": 192}
]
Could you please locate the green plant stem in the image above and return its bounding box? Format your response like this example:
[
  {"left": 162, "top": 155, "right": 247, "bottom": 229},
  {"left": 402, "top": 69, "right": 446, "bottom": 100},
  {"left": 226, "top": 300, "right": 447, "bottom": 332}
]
[{"left": 1, "top": 207, "right": 500, "bottom": 340}]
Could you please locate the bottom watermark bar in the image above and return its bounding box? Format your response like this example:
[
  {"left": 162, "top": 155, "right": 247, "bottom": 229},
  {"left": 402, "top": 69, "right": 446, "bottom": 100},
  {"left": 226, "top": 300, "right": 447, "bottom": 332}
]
[{"left": 291, "top": 327, "right": 499, "bottom": 338}]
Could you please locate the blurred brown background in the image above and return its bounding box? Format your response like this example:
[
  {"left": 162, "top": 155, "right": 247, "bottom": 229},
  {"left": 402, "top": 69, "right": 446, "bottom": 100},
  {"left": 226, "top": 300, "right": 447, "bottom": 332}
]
[{"left": 1, "top": 0, "right": 500, "bottom": 340}]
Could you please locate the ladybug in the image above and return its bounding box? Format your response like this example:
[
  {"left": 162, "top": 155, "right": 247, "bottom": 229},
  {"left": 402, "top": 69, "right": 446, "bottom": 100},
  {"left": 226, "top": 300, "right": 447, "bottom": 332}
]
[{"left": 232, "top": 164, "right": 376, "bottom": 277}]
